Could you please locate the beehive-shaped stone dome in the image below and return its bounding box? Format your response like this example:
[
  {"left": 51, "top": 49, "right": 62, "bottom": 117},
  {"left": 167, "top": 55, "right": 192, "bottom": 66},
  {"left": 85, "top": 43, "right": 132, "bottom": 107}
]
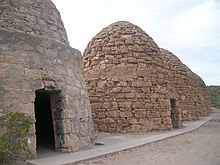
[
  {"left": 160, "top": 48, "right": 212, "bottom": 121},
  {"left": 83, "top": 21, "right": 177, "bottom": 133},
  {"left": 83, "top": 21, "right": 163, "bottom": 82},
  {"left": 0, "top": 0, "right": 94, "bottom": 159},
  {"left": 83, "top": 21, "right": 211, "bottom": 133},
  {"left": 0, "top": 0, "right": 68, "bottom": 44}
]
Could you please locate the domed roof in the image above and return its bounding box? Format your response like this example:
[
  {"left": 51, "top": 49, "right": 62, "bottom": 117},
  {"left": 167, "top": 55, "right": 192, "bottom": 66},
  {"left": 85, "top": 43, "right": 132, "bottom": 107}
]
[
  {"left": 159, "top": 48, "right": 188, "bottom": 70},
  {"left": 159, "top": 48, "right": 204, "bottom": 81},
  {"left": 0, "top": 0, "right": 68, "bottom": 45},
  {"left": 83, "top": 21, "right": 159, "bottom": 60},
  {"left": 82, "top": 21, "right": 212, "bottom": 133}
]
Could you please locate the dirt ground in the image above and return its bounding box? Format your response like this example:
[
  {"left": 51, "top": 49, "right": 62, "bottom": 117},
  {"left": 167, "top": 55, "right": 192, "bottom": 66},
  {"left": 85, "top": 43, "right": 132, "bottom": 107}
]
[{"left": 77, "top": 109, "right": 220, "bottom": 165}]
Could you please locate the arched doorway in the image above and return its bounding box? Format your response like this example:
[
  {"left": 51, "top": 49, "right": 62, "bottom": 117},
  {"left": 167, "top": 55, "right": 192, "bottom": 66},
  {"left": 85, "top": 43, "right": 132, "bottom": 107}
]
[
  {"left": 34, "top": 90, "right": 57, "bottom": 153},
  {"left": 170, "top": 99, "right": 180, "bottom": 128}
]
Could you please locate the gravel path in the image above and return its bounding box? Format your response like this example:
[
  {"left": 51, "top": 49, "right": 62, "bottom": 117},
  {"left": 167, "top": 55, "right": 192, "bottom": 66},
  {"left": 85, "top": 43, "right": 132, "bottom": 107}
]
[{"left": 77, "top": 110, "right": 220, "bottom": 165}]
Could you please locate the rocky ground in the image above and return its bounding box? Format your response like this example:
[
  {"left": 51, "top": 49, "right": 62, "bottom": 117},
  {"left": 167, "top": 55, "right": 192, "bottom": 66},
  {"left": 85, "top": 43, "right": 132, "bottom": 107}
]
[{"left": 76, "top": 109, "right": 220, "bottom": 165}]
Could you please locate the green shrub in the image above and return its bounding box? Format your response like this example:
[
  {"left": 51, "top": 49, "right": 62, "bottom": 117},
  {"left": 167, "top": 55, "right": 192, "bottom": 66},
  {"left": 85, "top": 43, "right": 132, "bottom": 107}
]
[
  {"left": 0, "top": 111, "right": 32, "bottom": 164},
  {"left": 207, "top": 85, "right": 220, "bottom": 108}
]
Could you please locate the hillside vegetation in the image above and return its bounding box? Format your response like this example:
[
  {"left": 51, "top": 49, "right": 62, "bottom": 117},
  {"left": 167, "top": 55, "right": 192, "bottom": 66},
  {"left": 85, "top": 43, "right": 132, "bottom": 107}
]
[{"left": 207, "top": 85, "right": 220, "bottom": 108}]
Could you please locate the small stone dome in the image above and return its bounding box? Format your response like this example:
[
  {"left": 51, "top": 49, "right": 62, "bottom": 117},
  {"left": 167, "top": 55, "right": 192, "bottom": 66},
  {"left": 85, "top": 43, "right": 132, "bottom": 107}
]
[
  {"left": 83, "top": 21, "right": 211, "bottom": 133},
  {"left": 0, "top": 0, "right": 68, "bottom": 44}
]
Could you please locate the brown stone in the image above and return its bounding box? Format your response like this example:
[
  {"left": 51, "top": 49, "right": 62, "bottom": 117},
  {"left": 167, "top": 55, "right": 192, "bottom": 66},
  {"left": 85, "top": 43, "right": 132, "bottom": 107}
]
[
  {"left": 128, "top": 57, "right": 137, "bottom": 63},
  {"left": 112, "top": 102, "right": 119, "bottom": 108},
  {"left": 0, "top": 0, "right": 94, "bottom": 159},
  {"left": 120, "top": 111, "right": 133, "bottom": 118},
  {"left": 107, "top": 110, "right": 118, "bottom": 118},
  {"left": 134, "top": 110, "right": 146, "bottom": 118},
  {"left": 91, "top": 102, "right": 102, "bottom": 109},
  {"left": 129, "top": 118, "right": 138, "bottom": 124},
  {"left": 97, "top": 81, "right": 106, "bottom": 88},
  {"left": 98, "top": 124, "right": 108, "bottom": 132},
  {"left": 103, "top": 118, "right": 115, "bottom": 124},
  {"left": 82, "top": 21, "right": 212, "bottom": 134},
  {"left": 122, "top": 87, "right": 132, "bottom": 93},
  {"left": 102, "top": 102, "right": 111, "bottom": 109},
  {"left": 112, "top": 87, "right": 122, "bottom": 93},
  {"left": 132, "top": 102, "right": 145, "bottom": 109},
  {"left": 125, "top": 92, "right": 135, "bottom": 98},
  {"left": 118, "top": 101, "right": 132, "bottom": 108},
  {"left": 108, "top": 126, "right": 117, "bottom": 133},
  {"left": 0, "top": 66, "right": 9, "bottom": 78},
  {"left": 97, "top": 112, "right": 106, "bottom": 119},
  {"left": 131, "top": 124, "right": 141, "bottom": 132}
]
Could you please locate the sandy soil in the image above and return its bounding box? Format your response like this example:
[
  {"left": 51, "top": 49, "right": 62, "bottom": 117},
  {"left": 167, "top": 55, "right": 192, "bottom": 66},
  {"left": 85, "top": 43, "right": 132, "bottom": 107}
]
[{"left": 77, "top": 110, "right": 220, "bottom": 165}]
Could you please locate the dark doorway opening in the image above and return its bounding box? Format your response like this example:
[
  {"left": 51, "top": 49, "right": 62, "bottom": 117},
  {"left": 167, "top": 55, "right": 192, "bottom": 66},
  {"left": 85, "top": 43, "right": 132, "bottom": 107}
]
[
  {"left": 170, "top": 99, "right": 179, "bottom": 128},
  {"left": 34, "top": 90, "right": 55, "bottom": 153}
]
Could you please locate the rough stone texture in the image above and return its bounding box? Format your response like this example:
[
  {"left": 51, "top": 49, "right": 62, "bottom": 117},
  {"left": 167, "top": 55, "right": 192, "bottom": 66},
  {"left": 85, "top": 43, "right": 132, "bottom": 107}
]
[
  {"left": 0, "top": 0, "right": 68, "bottom": 45},
  {"left": 0, "top": 0, "right": 94, "bottom": 159},
  {"left": 83, "top": 21, "right": 212, "bottom": 133},
  {"left": 160, "top": 49, "right": 212, "bottom": 121}
]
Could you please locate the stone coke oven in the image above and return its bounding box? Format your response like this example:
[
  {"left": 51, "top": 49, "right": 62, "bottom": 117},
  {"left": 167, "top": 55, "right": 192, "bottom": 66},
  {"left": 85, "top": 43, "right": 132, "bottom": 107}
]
[
  {"left": 82, "top": 21, "right": 212, "bottom": 133},
  {"left": 159, "top": 48, "right": 212, "bottom": 121},
  {"left": 0, "top": 0, "right": 94, "bottom": 158}
]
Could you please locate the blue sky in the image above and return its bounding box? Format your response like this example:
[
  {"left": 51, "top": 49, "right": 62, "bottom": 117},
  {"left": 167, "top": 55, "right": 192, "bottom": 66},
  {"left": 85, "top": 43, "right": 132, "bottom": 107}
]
[{"left": 52, "top": 0, "right": 220, "bottom": 85}]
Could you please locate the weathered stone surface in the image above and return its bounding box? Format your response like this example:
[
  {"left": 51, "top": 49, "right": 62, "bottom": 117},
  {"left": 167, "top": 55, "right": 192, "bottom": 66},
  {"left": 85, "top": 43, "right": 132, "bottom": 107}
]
[
  {"left": 0, "top": 0, "right": 68, "bottom": 45},
  {"left": 83, "top": 21, "right": 212, "bottom": 133},
  {"left": 0, "top": 0, "right": 94, "bottom": 159},
  {"left": 160, "top": 48, "right": 212, "bottom": 120}
]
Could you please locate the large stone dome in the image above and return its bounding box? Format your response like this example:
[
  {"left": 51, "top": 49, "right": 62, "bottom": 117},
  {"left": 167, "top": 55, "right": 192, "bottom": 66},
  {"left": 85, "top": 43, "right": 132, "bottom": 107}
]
[
  {"left": 83, "top": 21, "right": 211, "bottom": 133},
  {"left": 0, "top": 0, "right": 94, "bottom": 159},
  {"left": 83, "top": 21, "right": 177, "bottom": 133},
  {"left": 0, "top": 0, "right": 68, "bottom": 44}
]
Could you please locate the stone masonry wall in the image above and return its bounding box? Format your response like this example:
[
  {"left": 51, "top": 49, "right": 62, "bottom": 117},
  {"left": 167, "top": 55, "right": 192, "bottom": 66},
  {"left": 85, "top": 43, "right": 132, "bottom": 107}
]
[
  {"left": 0, "top": 29, "right": 94, "bottom": 156},
  {"left": 83, "top": 21, "right": 212, "bottom": 133},
  {"left": 0, "top": 0, "right": 68, "bottom": 45},
  {"left": 0, "top": 0, "right": 94, "bottom": 158},
  {"left": 160, "top": 48, "right": 212, "bottom": 121},
  {"left": 83, "top": 21, "right": 177, "bottom": 133}
]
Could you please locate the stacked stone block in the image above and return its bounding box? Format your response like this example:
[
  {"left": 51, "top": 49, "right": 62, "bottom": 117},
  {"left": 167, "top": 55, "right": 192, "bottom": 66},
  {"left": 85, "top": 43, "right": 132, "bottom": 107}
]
[
  {"left": 160, "top": 49, "right": 211, "bottom": 121},
  {"left": 0, "top": 0, "right": 68, "bottom": 45},
  {"left": 83, "top": 21, "right": 212, "bottom": 133},
  {"left": 0, "top": 0, "right": 94, "bottom": 158}
]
